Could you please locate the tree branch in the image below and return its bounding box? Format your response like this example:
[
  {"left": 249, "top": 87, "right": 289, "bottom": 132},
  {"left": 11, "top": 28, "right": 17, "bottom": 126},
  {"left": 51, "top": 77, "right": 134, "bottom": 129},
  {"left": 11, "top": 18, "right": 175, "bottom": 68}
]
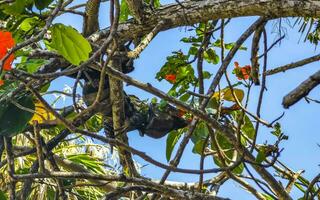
[
  {"left": 91, "top": 0, "right": 320, "bottom": 44},
  {"left": 283, "top": 69, "right": 320, "bottom": 108}
]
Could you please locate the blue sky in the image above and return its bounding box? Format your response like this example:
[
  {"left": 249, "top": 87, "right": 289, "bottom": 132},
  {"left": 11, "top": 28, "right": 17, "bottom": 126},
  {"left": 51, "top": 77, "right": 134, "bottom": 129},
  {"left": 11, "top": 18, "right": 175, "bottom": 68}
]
[{"left": 51, "top": 1, "right": 320, "bottom": 199}]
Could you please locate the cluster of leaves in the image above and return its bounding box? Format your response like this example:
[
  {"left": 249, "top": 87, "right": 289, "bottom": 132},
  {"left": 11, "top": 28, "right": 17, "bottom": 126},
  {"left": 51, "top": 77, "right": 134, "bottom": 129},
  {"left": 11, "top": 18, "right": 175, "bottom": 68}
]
[{"left": 156, "top": 21, "right": 290, "bottom": 181}]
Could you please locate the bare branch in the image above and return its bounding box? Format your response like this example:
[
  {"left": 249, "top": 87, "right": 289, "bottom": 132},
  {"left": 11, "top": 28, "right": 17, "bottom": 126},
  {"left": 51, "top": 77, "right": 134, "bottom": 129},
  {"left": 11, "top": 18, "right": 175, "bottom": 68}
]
[
  {"left": 282, "top": 69, "right": 320, "bottom": 108},
  {"left": 265, "top": 54, "right": 320, "bottom": 76}
]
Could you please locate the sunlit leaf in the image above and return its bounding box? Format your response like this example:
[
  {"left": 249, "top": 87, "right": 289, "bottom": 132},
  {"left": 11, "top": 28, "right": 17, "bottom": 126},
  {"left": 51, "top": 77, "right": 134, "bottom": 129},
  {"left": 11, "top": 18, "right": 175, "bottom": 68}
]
[
  {"left": 256, "top": 148, "right": 266, "bottom": 164},
  {"left": 29, "top": 100, "right": 55, "bottom": 124},
  {"left": 49, "top": 23, "right": 92, "bottom": 65},
  {"left": 192, "top": 139, "right": 206, "bottom": 155},
  {"left": 204, "top": 48, "right": 219, "bottom": 64},
  {"left": 271, "top": 122, "right": 282, "bottom": 137},
  {"left": 191, "top": 121, "right": 209, "bottom": 144},
  {"left": 19, "top": 17, "right": 39, "bottom": 32},
  {"left": 120, "top": 0, "right": 130, "bottom": 22},
  {"left": 166, "top": 130, "right": 183, "bottom": 161},
  {"left": 16, "top": 58, "right": 48, "bottom": 73},
  {"left": 211, "top": 87, "right": 244, "bottom": 102}
]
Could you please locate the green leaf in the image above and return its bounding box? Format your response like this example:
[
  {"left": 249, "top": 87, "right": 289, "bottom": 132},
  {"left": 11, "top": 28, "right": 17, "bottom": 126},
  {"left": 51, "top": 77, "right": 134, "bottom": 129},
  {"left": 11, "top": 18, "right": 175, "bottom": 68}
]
[
  {"left": 204, "top": 48, "right": 219, "bottom": 64},
  {"left": 166, "top": 130, "right": 183, "bottom": 161},
  {"left": 241, "top": 114, "right": 255, "bottom": 139},
  {"left": 179, "top": 93, "right": 190, "bottom": 102},
  {"left": 0, "top": 190, "right": 7, "bottom": 200},
  {"left": 181, "top": 36, "right": 202, "bottom": 43},
  {"left": 85, "top": 114, "right": 103, "bottom": 132},
  {"left": 211, "top": 87, "right": 245, "bottom": 102},
  {"left": 271, "top": 122, "right": 282, "bottom": 137},
  {"left": 191, "top": 122, "right": 209, "bottom": 143},
  {"left": 151, "top": 97, "right": 158, "bottom": 104},
  {"left": 256, "top": 148, "right": 266, "bottom": 164},
  {"left": 19, "top": 17, "right": 39, "bottom": 32},
  {"left": 144, "top": 0, "right": 161, "bottom": 7},
  {"left": 232, "top": 162, "right": 244, "bottom": 175},
  {"left": 211, "top": 131, "right": 244, "bottom": 174},
  {"left": 188, "top": 46, "right": 198, "bottom": 55},
  {"left": 192, "top": 139, "right": 206, "bottom": 155},
  {"left": 262, "top": 194, "right": 276, "bottom": 200},
  {"left": 16, "top": 58, "right": 48, "bottom": 73},
  {"left": 49, "top": 24, "right": 92, "bottom": 65},
  {"left": 120, "top": 0, "right": 130, "bottom": 22},
  {"left": 35, "top": 0, "right": 54, "bottom": 10},
  {"left": 294, "top": 183, "right": 306, "bottom": 193},
  {"left": 158, "top": 99, "right": 168, "bottom": 110},
  {"left": 202, "top": 71, "right": 212, "bottom": 79},
  {"left": 213, "top": 39, "right": 247, "bottom": 51},
  {"left": 40, "top": 83, "right": 50, "bottom": 93},
  {"left": 0, "top": 94, "right": 35, "bottom": 137},
  {"left": 67, "top": 154, "right": 105, "bottom": 174},
  {"left": 231, "top": 111, "right": 255, "bottom": 140},
  {"left": 1, "top": 0, "right": 26, "bottom": 15},
  {"left": 62, "top": 179, "right": 76, "bottom": 187}
]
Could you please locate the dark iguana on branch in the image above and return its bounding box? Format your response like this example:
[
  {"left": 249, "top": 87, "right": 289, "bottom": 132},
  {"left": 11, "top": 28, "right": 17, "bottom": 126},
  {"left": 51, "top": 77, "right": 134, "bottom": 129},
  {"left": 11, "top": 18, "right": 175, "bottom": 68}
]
[{"left": 80, "top": 63, "right": 188, "bottom": 138}]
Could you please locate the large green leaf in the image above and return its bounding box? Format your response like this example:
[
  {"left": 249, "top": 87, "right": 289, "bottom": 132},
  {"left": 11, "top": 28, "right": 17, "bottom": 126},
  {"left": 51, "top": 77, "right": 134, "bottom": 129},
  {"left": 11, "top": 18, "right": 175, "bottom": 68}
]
[
  {"left": 166, "top": 130, "right": 183, "bottom": 161},
  {"left": 49, "top": 24, "right": 92, "bottom": 65},
  {"left": 0, "top": 94, "right": 35, "bottom": 137}
]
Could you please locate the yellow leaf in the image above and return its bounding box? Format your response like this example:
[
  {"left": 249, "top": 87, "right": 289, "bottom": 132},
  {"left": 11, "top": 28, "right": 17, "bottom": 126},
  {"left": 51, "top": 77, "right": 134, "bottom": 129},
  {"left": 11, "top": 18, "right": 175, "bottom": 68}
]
[
  {"left": 211, "top": 87, "right": 244, "bottom": 102},
  {"left": 29, "top": 101, "right": 55, "bottom": 124}
]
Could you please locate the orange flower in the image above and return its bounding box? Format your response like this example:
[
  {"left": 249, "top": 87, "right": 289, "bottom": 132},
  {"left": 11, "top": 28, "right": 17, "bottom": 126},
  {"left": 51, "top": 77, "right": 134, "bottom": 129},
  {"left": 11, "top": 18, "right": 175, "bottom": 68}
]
[
  {"left": 0, "top": 79, "right": 4, "bottom": 86},
  {"left": 240, "top": 65, "right": 251, "bottom": 80},
  {"left": 233, "top": 62, "right": 251, "bottom": 80},
  {"left": 177, "top": 109, "right": 186, "bottom": 117},
  {"left": 0, "top": 31, "right": 15, "bottom": 71},
  {"left": 165, "top": 74, "right": 176, "bottom": 83}
]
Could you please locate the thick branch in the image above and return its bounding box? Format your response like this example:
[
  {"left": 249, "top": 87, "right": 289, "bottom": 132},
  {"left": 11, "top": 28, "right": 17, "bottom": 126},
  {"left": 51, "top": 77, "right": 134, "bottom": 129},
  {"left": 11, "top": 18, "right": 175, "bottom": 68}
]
[
  {"left": 109, "top": 58, "right": 139, "bottom": 177},
  {"left": 91, "top": 0, "right": 320, "bottom": 44}
]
